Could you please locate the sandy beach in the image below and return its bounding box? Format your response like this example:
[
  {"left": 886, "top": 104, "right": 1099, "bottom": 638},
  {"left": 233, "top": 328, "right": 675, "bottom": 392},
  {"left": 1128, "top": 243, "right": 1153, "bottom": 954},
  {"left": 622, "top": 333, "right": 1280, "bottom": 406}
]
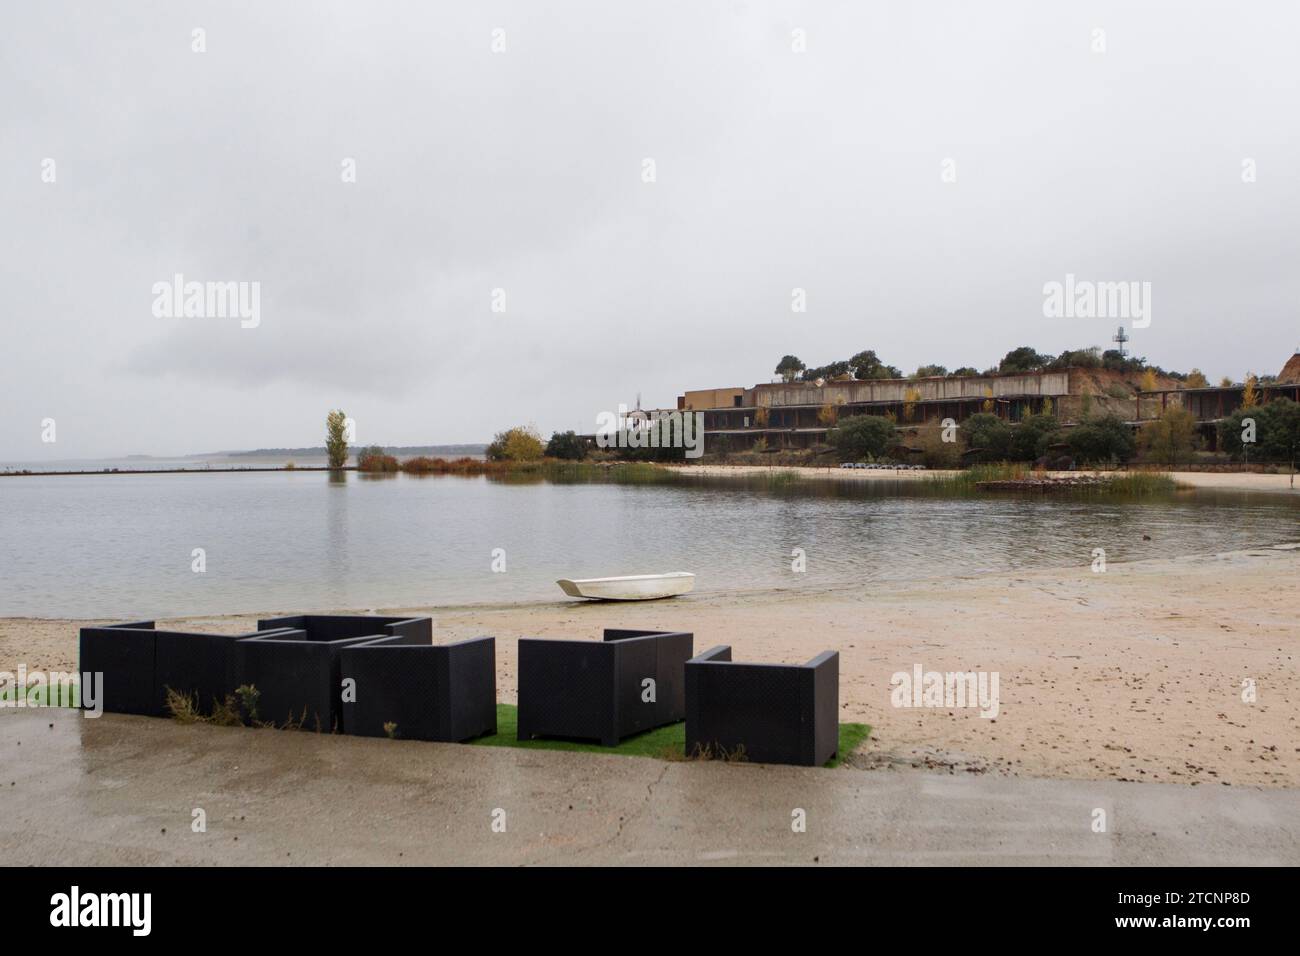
[{"left": 4, "top": 543, "right": 1297, "bottom": 789}]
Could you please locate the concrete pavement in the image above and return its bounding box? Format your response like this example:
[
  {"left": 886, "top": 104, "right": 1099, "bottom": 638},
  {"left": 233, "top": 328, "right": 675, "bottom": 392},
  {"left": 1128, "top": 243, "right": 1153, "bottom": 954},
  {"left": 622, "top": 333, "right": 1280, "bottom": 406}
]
[{"left": 2, "top": 710, "right": 1297, "bottom": 865}]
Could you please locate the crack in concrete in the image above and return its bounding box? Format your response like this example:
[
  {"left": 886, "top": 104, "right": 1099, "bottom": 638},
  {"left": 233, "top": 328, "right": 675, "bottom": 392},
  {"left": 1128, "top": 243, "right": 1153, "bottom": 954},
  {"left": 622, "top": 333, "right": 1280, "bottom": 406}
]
[{"left": 592, "top": 763, "right": 671, "bottom": 856}]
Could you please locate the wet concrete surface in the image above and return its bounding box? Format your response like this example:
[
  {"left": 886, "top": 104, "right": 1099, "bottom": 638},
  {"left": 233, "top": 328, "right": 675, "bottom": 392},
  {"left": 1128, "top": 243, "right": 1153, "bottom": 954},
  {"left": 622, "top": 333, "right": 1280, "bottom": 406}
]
[{"left": 2, "top": 710, "right": 1297, "bottom": 865}]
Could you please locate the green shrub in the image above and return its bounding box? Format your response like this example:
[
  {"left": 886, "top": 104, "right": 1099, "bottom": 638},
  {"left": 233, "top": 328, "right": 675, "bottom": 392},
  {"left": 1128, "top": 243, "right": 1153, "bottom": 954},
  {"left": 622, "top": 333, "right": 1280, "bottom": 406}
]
[
  {"left": 1218, "top": 397, "right": 1300, "bottom": 470},
  {"left": 917, "top": 427, "right": 962, "bottom": 469},
  {"left": 829, "top": 415, "right": 897, "bottom": 461},
  {"left": 961, "top": 413, "right": 1013, "bottom": 462},
  {"left": 1010, "top": 413, "right": 1059, "bottom": 461},
  {"left": 1067, "top": 414, "right": 1136, "bottom": 465},
  {"left": 545, "top": 430, "right": 587, "bottom": 460}
]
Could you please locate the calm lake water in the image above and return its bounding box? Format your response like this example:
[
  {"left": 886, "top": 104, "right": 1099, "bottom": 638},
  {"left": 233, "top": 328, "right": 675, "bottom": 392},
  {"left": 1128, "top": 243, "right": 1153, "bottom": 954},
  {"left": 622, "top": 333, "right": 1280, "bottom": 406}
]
[{"left": 1, "top": 471, "right": 1297, "bottom": 619}]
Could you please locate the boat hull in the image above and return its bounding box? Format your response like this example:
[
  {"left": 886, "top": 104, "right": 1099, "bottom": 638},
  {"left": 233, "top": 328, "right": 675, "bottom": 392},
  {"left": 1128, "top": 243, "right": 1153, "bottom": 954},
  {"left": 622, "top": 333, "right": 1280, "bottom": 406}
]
[{"left": 556, "top": 572, "right": 695, "bottom": 601}]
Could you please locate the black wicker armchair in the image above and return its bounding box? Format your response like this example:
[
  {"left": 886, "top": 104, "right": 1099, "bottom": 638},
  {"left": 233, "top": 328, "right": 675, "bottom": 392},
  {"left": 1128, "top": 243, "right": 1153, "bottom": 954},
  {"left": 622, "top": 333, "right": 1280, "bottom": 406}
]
[
  {"left": 684, "top": 645, "right": 839, "bottom": 766},
  {"left": 516, "top": 629, "right": 693, "bottom": 745},
  {"left": 339, "top": 635, "right": 497, "bottom": 742},
  {"left": 79, "top": 620, "right": 296, "bottom": 717},
  {"left": 233, "top": 615, "right": 433, "bottom": 732}
]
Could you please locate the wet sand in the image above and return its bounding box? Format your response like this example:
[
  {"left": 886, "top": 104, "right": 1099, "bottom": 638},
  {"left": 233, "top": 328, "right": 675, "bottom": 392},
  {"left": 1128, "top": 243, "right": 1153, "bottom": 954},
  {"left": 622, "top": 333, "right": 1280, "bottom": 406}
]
[{"left": 4, "top": 545, "right": 1297, "bottom": 788}]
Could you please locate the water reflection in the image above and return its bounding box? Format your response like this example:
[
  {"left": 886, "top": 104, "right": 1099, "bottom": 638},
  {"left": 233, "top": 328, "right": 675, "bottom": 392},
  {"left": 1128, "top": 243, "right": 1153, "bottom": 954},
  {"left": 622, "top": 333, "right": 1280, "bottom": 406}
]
[{"left": 1, "top": 471, "right": 1295, "bottom": 618}]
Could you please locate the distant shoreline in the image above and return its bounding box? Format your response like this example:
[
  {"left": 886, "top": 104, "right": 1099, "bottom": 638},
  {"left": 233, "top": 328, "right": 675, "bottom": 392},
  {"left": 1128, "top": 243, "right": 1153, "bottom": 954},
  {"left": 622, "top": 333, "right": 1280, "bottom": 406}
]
[{"left": 0, "top": 465, "right": 344, "bottom": 477}]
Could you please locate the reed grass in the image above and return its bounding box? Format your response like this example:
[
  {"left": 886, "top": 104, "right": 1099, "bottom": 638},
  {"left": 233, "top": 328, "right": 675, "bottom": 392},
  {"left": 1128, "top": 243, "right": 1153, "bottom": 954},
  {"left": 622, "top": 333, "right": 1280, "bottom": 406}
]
[
  {"left": 759, "top": 469, "right": 803, "bottom": 489},
  {"left": 921, "top": 463, "right": 1178, "bottom": 498},
  {"left": 397, "top": 456, "right": 680, "bottom": 484},
  {"left": 920, "top": 462, "right": 1030, "bottom": 493},
  {"left": 1099, "top": 471, "right": 1179, "bottom": 496}
]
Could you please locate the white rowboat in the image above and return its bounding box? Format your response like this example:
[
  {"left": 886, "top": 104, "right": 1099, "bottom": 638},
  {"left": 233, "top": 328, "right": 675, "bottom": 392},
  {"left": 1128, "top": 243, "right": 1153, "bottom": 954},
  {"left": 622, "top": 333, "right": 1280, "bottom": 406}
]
[{"left": 556, "top": 572, "right": 695, "bottom": 601}]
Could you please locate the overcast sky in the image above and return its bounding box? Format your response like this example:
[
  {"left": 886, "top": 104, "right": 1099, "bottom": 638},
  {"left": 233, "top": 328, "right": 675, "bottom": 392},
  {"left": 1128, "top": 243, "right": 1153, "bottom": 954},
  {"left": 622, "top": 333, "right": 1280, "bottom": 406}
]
[{"left": 3, "top": 1, "right": 1298, "bottom": 459}]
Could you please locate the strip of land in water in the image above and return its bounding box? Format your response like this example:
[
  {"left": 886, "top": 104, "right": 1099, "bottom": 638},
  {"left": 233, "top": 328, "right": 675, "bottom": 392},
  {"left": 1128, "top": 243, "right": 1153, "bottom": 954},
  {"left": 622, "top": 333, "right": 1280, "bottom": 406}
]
[
  {"left": 4, "top": 545, "right": 1296, "bottom": 788},
  {"left": 5, "top": 462, "right": 1295, "bottom": 496},
  {"left": 664, "top": 465, "right": 1300, "bottom": 495}
]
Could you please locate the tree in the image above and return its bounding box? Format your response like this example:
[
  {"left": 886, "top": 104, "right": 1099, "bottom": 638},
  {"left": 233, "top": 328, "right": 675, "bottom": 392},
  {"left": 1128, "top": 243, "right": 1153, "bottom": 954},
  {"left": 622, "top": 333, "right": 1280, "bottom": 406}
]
[
  {"left": 1067, "top": 414, "right": 1136, "bottom": 465},
  {"left": 1242, "top": 374, "right": 1259, "bottom": 409},
  {"left": 1185, "top": 369, "right": 1208, "bottom": 388},
  {"left": 902, "top": 387, "right": 921, "bottom": 422},
  {"left": 919, "top": 426, "right": 961, "bottom": 469},
  {"left": 1259, "top": 398, "right": 1300, "bottom": 487},
  {"left": 325, "top": 409, "right": 349, "bottom": 468},
  {"left": 1138, "top": 407, "right": 1198, "bottom": 466},
  {"left": 1219, "top": 398, "right": 1300, "bottom": 484},
  {"left": 962, "top": 412, "right": 1012, "bottom": 462},
  {"left": 951, "top": 367, "right": 980, "bottom": 377},
  {"left": 849, "top": 350, "right": 902, "bottom": 380},
  {"left": 775, "top": 355, "right": 805, "bottom": 383},
  {"left": 1102, "top": 349, "right": 1147, "bottom": 374},
  {"left": 1218, "top": 407, "right": 1253, "bottom": 459},
  {"left": 1010, "top": 412, "right": 1060, "bottom": 461},
  {"left": 1046, "top": 347, "right": 1102, "bottom": 370},
  {"left": 912, "top": 364, "right": 948, "bottom": 378},
  {"left": 1218, "top": 376, "right": 1233, "bottom": 388},
  {"left": 487, "top": 425, "right": 544, "bottom": 461},
  {"left": 999, "top": 346, "right": 1053, "bottom": 373},
  {"left": 829, "top": 415, "right": 897, "bottom": 461},
  {"left": 801, "top": 361, "right": 851, "bottom": 382},
  {"left": 848, "top": 350, "right": 883, "bottom": 379},
  {"left": 1140, "top": 368, "right": 1158, "bottom": 392},
  {"left": 545, "top": 430, "right": 586, "bottom": 460}
]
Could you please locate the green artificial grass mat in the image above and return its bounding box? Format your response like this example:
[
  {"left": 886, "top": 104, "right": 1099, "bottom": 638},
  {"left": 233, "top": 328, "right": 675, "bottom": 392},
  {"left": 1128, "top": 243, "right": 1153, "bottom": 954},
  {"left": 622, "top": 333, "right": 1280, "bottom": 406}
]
[{"left": 472, "top": 704, "right": 869, "bottom": 768}]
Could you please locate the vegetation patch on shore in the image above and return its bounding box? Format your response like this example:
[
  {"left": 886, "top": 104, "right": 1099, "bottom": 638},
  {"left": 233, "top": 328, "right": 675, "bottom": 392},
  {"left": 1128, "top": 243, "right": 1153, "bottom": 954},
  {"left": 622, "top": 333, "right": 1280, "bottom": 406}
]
[
  {"left": 356, "top": 455, "right": 680, "bottom": 484},
  {"left": 920, "top": 464, "right": 1178, "bottom": 497}
]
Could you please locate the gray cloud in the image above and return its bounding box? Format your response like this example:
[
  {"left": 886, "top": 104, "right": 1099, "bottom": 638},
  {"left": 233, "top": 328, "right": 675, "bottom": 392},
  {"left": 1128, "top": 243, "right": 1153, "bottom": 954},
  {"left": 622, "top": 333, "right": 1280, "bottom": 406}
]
[{"left": 2, "top": 1, "right": 1298, "bottom": 458}]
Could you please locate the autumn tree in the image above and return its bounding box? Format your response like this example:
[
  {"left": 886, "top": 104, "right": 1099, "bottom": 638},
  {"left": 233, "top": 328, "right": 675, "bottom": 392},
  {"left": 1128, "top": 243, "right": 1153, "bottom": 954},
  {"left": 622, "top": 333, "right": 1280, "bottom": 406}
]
[
  {"left": 325, "top": 409, "right": 349, "bottom": 468},
  {"left": 487, "top": 425, "right": 544, "bottom": 461},
  {"left": 1242, "top": 374, "right": 1259, "bottom": 409},
  {"left": 1139, "top": 407, "right": 1198, "bottom": 466},
  {"left": 902, "top": 387, "right": 921, "bottom": 422}
]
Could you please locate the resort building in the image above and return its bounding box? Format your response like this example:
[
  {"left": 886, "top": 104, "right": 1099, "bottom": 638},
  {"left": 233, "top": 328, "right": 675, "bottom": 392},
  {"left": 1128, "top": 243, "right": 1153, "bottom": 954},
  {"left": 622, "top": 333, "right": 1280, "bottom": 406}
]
[{"left": 673, "top": 352, "right": 1300, "bottom": 453}]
